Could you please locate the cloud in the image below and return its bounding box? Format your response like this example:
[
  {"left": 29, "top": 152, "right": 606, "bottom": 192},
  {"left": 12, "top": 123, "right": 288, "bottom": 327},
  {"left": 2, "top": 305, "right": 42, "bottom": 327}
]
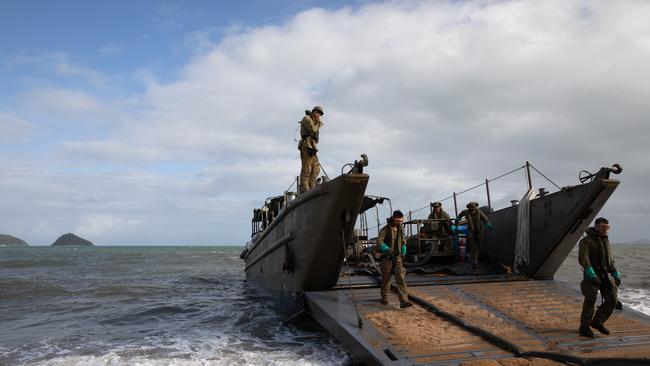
[
  {"left": 0, "top": 167, "right": 238, "bottom": 245},
  {"left": 5, "top": 52, "right": 66, "bottom": 67},
  {"left": 74, "top": 214, "right": 141, "bottom": 239},
  {"left": 2, "top": 0, "right": 650, "bottom": 244},
  {"left": 0, "top": 111, "right": 34, "bottom": 142},
  {"left": 86, "top": 1, "right": 649, "bottom": 166},
  {"left": 18, "top": 87, "right": 104, "bottom": 121},
  {"left": 62, "top": 141, "right": 168, "bottom": 162},
  {"left": 183, "top": 29, "right": 218, "bottom": 54},
  {"left": 6, "top": 52, "right": 108, "bottom": 88},
  {"left": 97, "top": 44, "right": 123, "bottom": 56},
  {"left": 53, "top": 61, "right": 107, "bottom": 87}
]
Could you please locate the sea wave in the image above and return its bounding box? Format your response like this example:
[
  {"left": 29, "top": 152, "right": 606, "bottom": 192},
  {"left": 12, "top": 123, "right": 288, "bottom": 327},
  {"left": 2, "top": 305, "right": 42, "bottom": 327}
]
[
  {"left": 0, "top": 280, "right": 70, "bottom": 299},
  {"left": 620, "top": 288, "right": 650, "bottom": 316},
  {"left": 0, "top": 259, "right": 71, "bottom": 269},
  {"left": 24, "top": 349, "right": 349, "bottom": 366},
  {"left": 12, "top": 330, "right": 349, "bottom": 366}
]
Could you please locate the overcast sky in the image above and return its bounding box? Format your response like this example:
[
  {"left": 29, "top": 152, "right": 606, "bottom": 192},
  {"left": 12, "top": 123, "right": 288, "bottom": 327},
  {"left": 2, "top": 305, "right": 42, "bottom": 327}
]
[{"left": 1, "top": 0, "right": 649, "bottom": 245}]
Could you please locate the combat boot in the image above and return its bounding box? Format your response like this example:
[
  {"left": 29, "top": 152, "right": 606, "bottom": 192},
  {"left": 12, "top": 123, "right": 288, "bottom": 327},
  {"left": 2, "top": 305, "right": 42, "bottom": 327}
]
[
  {"left": 590, "top": 322, "right": 610, "bottom": 335},
  {"left": 579, "top": 325, "right": 595, "bottom": 338},
  {"left": 379, "top": 299, "right": 389, "bottom": 305},
  {"left": 400, "top": 301, "right": 413, "bottom": 309}
]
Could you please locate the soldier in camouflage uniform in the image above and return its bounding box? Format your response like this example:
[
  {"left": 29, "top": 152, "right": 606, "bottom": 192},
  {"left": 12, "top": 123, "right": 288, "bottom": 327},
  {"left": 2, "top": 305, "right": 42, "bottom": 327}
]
[
  {"left": 426, "top": 202, "right": 453, "bottom": 238},
  {"left": 298, "top": 106, "right": 324, "bottom": 194},
  {"left": 578, "top": 217, "right": 621, "bottom": 338},
  {"left": 456, "top": 202, "right": 492, "bottom": 268},
  {"left": 376, "top": 210, "right": 413, "bottom": 308}
]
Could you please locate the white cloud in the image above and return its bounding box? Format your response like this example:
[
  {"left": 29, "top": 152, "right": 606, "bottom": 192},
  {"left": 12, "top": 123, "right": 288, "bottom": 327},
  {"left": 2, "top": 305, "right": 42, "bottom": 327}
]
[
  {"left": 78, "top": 1, "right": 649, "bottom": 167},
  {"left": 183, "top": 29, "right": 218, "bottom": 54},
  {"left": 97, "top": 44, "right": 123, "bottom": 56},
  {"left": 19, "top": 87, "right": 104, "bottom": 121},
  {"left": 62, "top": 141, "right": 168, "bottom": 162},
  {"left": 53, "top": 61, "right": 107, "bottom": 87},
  {"left": 74, "top": 214, "right": 141, "bottom": 239},
  {"left": 0, "top": 111, "right": 34, "bottom": 142},
  {"left": 6, "top": 52, "right": 108, "bottom": 88},
  {"left": 2, "top": 0, "right": 650, "bottom": 244}
]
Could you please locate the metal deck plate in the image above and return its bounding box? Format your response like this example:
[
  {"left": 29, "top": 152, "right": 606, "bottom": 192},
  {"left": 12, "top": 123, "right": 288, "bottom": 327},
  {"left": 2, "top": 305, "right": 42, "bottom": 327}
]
[{"left": 305, "top": 278, "right": 650, "bottom": 366}]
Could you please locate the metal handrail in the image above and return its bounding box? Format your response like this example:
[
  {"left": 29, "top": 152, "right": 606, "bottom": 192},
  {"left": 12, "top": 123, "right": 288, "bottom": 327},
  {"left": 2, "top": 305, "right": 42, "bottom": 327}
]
[{"left": 408, "top": 161, "right": 561, "bottom": 219}]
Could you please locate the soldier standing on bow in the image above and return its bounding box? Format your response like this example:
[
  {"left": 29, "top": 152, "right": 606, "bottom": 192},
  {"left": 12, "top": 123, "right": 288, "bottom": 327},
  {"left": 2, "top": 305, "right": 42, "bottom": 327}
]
[{"left": 298, "top": 106, "right": 324, "bottom": 194}]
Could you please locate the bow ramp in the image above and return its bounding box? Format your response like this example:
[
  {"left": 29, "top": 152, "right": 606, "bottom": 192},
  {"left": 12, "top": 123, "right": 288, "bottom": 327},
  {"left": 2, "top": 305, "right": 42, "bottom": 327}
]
[{"left": 305, "top": 276, "right": 650, "bottom": 366}]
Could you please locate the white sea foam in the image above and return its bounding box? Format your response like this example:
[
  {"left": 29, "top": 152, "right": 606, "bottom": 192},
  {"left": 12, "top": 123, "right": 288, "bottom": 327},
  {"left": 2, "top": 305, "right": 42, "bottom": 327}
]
[
  {"left": 27, "top": 347, "right": 349, "bottom": 366},
  {"left": 620, "top": 288, "right": 650, "bottom": 316},
  {"left": 19, "top": 327, "right": 349, "bottom": 366}
]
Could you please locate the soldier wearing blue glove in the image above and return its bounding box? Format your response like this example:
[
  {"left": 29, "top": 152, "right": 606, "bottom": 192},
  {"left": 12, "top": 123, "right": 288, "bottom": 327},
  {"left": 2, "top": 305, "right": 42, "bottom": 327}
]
[
  {"left": 578, "top": 217, "right": 620, "bottom": 338},
  {"left": 376, "top": 210, "right": 412, "bottom": 308},
  {"left": 456, "top": 202, "right": 492, "bottom": 269}
]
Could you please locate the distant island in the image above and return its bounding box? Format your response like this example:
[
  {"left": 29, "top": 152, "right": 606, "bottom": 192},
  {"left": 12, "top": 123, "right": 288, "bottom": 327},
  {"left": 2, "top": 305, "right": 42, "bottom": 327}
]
[
  {"left": 629, "top": 238, "right": 650, "bottom": 245},
  {"left": 51, "top": 233, "right": 94, "bottom": 247},
  {"left": 0, "top": 234, "right": 28, "bottom": 247}
]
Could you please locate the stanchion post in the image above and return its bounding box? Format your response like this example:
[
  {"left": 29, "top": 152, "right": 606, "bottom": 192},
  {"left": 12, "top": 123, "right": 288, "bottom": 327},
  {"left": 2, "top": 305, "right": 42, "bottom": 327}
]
[
  {"left": 485, "top": 179, "right": 492, "bottom": 212},
  {"left": 525, "top": 161, "right": 533, "bottom": 190}
]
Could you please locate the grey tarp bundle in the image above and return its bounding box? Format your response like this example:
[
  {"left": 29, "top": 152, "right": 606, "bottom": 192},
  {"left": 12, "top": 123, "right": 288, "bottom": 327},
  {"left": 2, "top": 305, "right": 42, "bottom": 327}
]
[{"left": 514, "top": 188, "right": 536, "bottom": 273}]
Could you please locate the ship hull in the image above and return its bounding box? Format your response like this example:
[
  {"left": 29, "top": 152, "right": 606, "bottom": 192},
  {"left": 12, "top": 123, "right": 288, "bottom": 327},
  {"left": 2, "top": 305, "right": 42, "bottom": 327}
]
[
  {"left": 243, "top": 173, "right": 369, "bottom": 315},
  {"left": 482, "top": 169, "right": 619, "bottom": 278}
]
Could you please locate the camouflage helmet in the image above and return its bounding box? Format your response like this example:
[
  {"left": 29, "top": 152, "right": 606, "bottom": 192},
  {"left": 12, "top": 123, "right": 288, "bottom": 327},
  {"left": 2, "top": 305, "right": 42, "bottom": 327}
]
[
  {"left": 312, "top": 105, "right": 324, "bottom": 116},
  {"left": 466, "top": 202, "right": 479, "bottom": 209},
  {"left": 431, "top": 202, "right": 442, "bottom": 208}
]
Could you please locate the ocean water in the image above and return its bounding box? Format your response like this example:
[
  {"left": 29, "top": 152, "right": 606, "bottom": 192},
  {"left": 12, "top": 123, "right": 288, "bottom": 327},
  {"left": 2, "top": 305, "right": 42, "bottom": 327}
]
[
  {"left": 1, "top": 244, "right": 648, "bottom": 366},
  {"left": 555, "top": 244, "right": 650, "bottom": 316},
  {"left": 0, "top": 246, "right": 348, "bottom": 366}
]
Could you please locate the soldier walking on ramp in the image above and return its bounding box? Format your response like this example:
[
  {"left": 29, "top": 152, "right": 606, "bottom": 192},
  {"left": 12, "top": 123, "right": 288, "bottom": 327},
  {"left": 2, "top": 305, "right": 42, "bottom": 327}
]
[
  {"left": 376, "top": 210, "right": 413, "bottom": 308},
  {"left": 298, "top": 106, "right": 324, "bottom": 194},
  {"left": 456, "top": 202, "right": 492, "bottom": 269},
  {"left": 578, "top": 217, "right": 621, "bottom": 338}
]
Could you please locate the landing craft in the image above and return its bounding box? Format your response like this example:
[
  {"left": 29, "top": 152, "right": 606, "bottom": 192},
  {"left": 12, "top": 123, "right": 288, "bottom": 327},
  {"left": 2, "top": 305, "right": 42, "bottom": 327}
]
[
  {"left": 241, "top": 155, "right": 369, "bottom": 315},
  {"left": 242, "top": 159, "right": 650, "bottom": 365}
]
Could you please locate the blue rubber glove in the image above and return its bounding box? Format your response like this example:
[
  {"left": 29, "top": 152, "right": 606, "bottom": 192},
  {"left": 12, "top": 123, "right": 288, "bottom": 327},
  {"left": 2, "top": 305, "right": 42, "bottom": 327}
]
[
  {"left": 379, "top": 243, "right": 390, "bottom": 253},
  {"left": 584, "top": 266, "right": 602, "bottom": 287},
  {"left": 401, "top": 245, "right": 407, "bottom": 256},
  {"left": 450, "top": 224, "right": 457, "bottom": 233},
  {"left": 486, "top": 223, "right": 493, "bottom": 230},
  {"left": 612, "top": 270, "right": 621, "bottom": 286}
]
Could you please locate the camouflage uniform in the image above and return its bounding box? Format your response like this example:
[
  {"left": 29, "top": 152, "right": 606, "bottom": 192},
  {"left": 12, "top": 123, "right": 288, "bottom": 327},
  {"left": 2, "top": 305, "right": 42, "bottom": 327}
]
[
  {"left": 376, "top": 224, "right": 409, "bottom": 303},
  {"left": 457, "top": 207, "right": 490, "bottom": 265},
  {"left": 298, "top": 111, "right": 323, "bottom": 193},
  {"left": 426, "top": 210, "right": 452, "bottom": 237},
  {"left": 578, "top": 227, "right": 618, "bottom": 328}
]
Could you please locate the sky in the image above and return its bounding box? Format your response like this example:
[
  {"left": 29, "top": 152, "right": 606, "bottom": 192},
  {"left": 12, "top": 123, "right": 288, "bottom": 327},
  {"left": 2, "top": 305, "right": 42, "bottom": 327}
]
[{"left": 1, "top": 0, "right": 649, "bottom": 245}]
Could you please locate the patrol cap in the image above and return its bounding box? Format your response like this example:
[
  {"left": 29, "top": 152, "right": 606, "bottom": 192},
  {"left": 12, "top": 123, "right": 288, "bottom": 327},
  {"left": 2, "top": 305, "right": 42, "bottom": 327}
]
[
  {"left": 312, "top": 105, "right": 324, "bottom": 116},
  {"left": 392, "top": 210, "right": 404, "bottom": 218},
  {"left": 466, "top": 202, "right": 479, "bottom": 209},
  {"left": 431, "top": 202, "right": 442, "bottom": 208}
]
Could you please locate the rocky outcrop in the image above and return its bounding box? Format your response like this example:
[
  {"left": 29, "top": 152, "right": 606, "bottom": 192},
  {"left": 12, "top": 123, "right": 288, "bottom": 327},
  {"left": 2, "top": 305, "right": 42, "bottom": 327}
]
[
  {"left": 0, "top": 234, "right": 28, "bottom": 247},
  {"left": 51, "top": 233, "right": 94, "bottom": 247}
]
